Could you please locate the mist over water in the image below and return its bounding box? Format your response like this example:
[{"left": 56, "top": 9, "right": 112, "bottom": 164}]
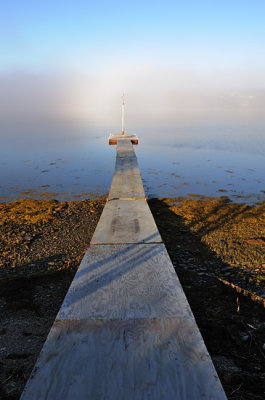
[
  {"left": 1, "top": 119, "right": 265, "bottom": 204},
  {"left": 1, "top": 1, "right": 265, "bottom": 203},
  {"left": 0, "top": 69, "right": 264, "bottom": 203}
]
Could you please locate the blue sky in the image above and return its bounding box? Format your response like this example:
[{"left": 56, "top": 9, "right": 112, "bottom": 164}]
[
  {"left": 1, "top": 1, "right": 265, "bottom": 128},
  {"left": 1, "top": 0, "right": 265, "bottom": 71}
]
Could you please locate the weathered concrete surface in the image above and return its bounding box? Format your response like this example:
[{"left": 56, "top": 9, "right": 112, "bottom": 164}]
[{"left": 21, "top": 136, "right": 227, "bottom": 400}]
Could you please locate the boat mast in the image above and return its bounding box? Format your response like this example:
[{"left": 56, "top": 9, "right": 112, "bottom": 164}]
[{"left": 121, "top": 92, "right": 125, "bottom": 135}]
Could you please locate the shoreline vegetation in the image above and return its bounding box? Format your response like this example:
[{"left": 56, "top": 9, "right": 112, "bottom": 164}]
[{"left": 0, "top": 196, "right": 265, "bottom": 399}]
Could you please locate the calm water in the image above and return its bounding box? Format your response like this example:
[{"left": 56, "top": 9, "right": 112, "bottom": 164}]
[{"left": 1, "top": 121, "right": 264, "bottom": 204}]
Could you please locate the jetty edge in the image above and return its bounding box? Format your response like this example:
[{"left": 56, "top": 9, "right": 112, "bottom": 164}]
[{"left": 21, "top": 133, "right": 227, "bottom": 399}]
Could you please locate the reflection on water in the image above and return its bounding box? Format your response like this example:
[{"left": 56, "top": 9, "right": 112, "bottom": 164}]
[
  {"left": 137, "top": 144, "right": 265, "bottom": 204},
  {"left": 0, "top": 122, "right": 264, "bottom": 204}
]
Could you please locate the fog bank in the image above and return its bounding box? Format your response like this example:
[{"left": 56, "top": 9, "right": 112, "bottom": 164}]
[{"left": 1, "top": 65, "right": 265, "bottom": 134}]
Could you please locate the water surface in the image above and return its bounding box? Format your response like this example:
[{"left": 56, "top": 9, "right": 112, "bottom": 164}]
[{"left": 1, "top": 121, "right": 264, "bottom": 204}]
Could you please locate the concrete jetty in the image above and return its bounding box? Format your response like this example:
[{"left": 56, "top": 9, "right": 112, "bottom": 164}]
[{"left": 21, "top": 134, "right": 227, "bottom": 399}]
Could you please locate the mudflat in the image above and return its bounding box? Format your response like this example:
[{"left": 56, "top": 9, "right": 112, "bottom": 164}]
[{"left": 0, "top": 196, "right": 265, "bottom": 399}]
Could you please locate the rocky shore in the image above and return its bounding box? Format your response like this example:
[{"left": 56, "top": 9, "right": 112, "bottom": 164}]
[{"left": 0, "top": 196, "right": 265, "bottom": 399}]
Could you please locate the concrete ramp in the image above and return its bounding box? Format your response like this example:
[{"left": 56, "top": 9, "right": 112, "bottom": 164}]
[{"left": 21, "top": 135, "right": 227, "bottom": 399}]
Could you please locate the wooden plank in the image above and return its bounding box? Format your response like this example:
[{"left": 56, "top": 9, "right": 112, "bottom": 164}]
[
  {"left": 109, "top": 134, "right": 138, "bottom": 145},
  {"left": 109, "top": 134, "right": 138, "bottom": 141},
  {"left": 114, "top": 142, "right": 140, "bottom": 174},
  {"left": 21, "top": 134, "right": 227, "bottom": 400},
  {"left": 110, "top": 140, "right": 144, "bottom": 197},
  {"left": 57, "top": 244, "right": 193, "bottom": 320},
  {"left": 91, "top": 199, "right": 162, "bottom": 244},
  {"left": 116, "top": 138, "right": 135, "bottom": 146},
  {"left": 116, "top": 139, "right": 136, "bottom": 155},
  {"left": 21, "top": 318, "right": 226, "bottom": 400},
  {"left": 116, "top": 149, "right": 136, "bottom": 159},
  {"left": 108, "top": 173, "right": 145, "bottom": 200},
  {"left": 114, "top": 157, "right": 140, "bottom": 175}
]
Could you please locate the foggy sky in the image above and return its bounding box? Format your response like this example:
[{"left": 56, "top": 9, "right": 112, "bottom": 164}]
[
  {"left": 1, "top": 66, "right": 265, "bottom": 134},
  {"left": 1, "top": 1, "right": 265, "bottom": 138}
]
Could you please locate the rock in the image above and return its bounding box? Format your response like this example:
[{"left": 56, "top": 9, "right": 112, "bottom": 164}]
[{"left": 241, "top": 335, "right": 249, "bottom": 342}]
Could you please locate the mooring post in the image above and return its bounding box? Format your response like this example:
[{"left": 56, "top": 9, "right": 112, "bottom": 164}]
[{"left": 121, "top": 92, "right": 125, "bottom": 135}]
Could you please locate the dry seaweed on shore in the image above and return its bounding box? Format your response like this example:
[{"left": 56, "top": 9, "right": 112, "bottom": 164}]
[
  {"left": 166, "top": 196, "right": 265, "bottom": 266},
  {"left": 0, "top": 196, "right": 265, "bottom": 399},
  {"left": 153, "top": 196, "right": 265, "bottom": 293},
  {"left": 149, "top": 197, "right": 265, "bottom": 400},
  {"left": 0, "top": 197, "right": 105, "bottom": 399},
  {"left": 0, "top": 198, "right": 106, "bottom": 279}
]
